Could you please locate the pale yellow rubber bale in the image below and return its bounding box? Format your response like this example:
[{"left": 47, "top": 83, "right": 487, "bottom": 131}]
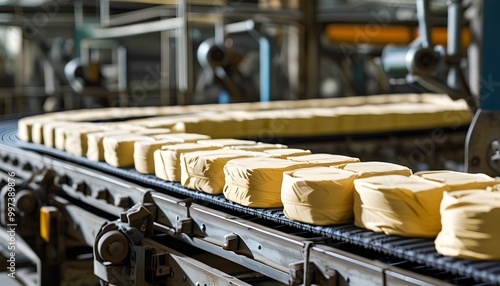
[
  {"left": 113, "top": 124, "right": 148, "bottom": 131},
  {"left": 354, "top": 175, "right": 448, "bottom": 237},
  {"left": 42, "top": 121, "right": 76, "bottom": 148},
  {"left": 31, "top": 121, "right": 47, "bottom": 145},
  {"left": 134, "top": 128, "right": 171, "bottom": 136},
  {"left": 226, "top": 143, "right": 287, "bottom": 151},
  {"left": 87, "top": 130, "right": 136, "bottom": 162},
  {"left": 18, "top": 115, "right": 53, "bottom": 142},
  {"left": 266, "top": 109, "right": 316, "bottom": 137},
  {"left": 287, "top": 153, "right": 360, "bottom": 167},
  {"left": 388, "top": 103, "right": 451, "bottom": 130},
  {"left": 281, "top": 167, "right": 358, "bottom": 225},
  {"left": 123, "top": 114, "right": 194, "bottom": 130},
  {"left": 263, "top": 148, "right": 311, "bottom": 159},
  {"left": 338, "top": 161, "right": 412, "bottom": 178},
  {"left": 223, "top": 157, "right": 306, "bottom": 208},
  {"left": 133, "top": 139, "right": 180, "bottom": 174},
  {"left": 17, "top": 117, "right": 36, "bottom": 142},
  {"left": 196, "top": 138, "right": 256, "bottom": 148},
  {"left": 180, "top": 149, "right": 266, "bottom": 194},
  {"left": 193, "top": 114, "right": 245, "bottom": 138},
  {"left": 335, "top": 105, "right": 397, "bottom": 134},
  {"left": 54, "top": 123, "right": 94, "bottom": 150},
  {"left": 306, "top": 108, "right": 342, "bottom": 136},
  {"left": 414, "top": 170, "right": 497, "bottom": 191},
  {"left": 33, "top": 117, "right": 79, "bottom": 145},
  {"left": 435, "top": 190, "right": 500, "bottom": 260},
  {"left": 153, "top": 133, "right": 211, "bottom": 143},
  {"left": 154, "top": 143, "right": 220, "bottom": 182},
  {"left": 236, "top": 111, "right": 272, "bottom": 138},
  {"left": 103, "top": 135, "right": 155, "bottom": 167},
  {"left": 65, "top": 125, "right": 107, "bottom": 157}
]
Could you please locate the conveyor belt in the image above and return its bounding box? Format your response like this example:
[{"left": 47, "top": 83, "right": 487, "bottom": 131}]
[{"left": 1, "top": 118, "right": 500, "bottom": 285}]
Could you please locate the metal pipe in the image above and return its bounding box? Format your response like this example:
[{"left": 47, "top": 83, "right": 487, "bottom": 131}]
[
  {"left": 225, "top": 20, "right": 255, "bottom": 34},
  {"left": 92, "top": 17, "right": 182, "bottom": 39},
  {"left": 160, "top": 30, "right": 171, "bottom": 106},
  {"left": 416, "top": 0, "right": 433, "bottom": 48},
  {"left": 100, "top": 0, "right": 110, "bottom": 27},
  {"left": 176, "top": 0, "right": 188, "bottom": 104},
  {"left": 447, "top": 0, "right": 462, "bottom": 90},
  {"left": 259, "top": 36, "right": 271, "bottom": 102}
]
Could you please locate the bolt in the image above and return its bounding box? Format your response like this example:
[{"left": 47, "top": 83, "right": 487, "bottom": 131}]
[
  {"left": 109, "top": 242, "right": 124, "bottom": 256},
  {"left": 200, "top": 223, "right": 206, "bottom": 233}
]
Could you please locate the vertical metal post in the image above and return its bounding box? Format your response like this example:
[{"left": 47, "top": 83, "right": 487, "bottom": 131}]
[
  {"left": 117, "top": 46, "right": 128, "bottom": 107},
  {"left": 15, "top": 26, "right": 23, "bottom": 114},
  {"left": 447, "top": 0, "right": 462, "bottom": 90},
  {"left": 176, "top": 0, "right": 189, "bottom": 105},
  {"left": 303, "top": 1, "right": 318, "bottom": 99},
  {"left": 161, "top": 30, "right": 171, "bottom": 106},
  {"left": 287, "top": 24, "right": 300, "bottom": 100},
  {"left": 100, "top": 0, "right": 110, "bottom": 27},
  {"left": 259, "top": 35, "right": 271, "bottom": 102},
  {"left": 479, "top": 0, "right": 500, "bottom": 110},
  {"left": 416, "top": 0, "right": 432, "bottom": 48}
]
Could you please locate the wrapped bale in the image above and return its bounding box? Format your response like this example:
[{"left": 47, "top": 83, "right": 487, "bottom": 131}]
[
  {"left": 134, "top": 128, "right": 171, "bottom": 136},
  {"left": 282, "top": 167, "right": 357, "bottom": 225},
  {"left": 223, "top": 157, "right": 305, "bottom": 208},
  {"left": 435, "top": 190, "right": 500, "bottom": 260},
  {"left": 226, "top": 143, "right": 287, "bottom": 151},
  {"left": 154, "top": 143, "right": 219, "bottom": 182},
  {"left": 153, "top": 133, "right": 211, "bottom": 142},
  {"left": 18, "top": 116, "right": 44, "bottom": 142},
  {"left": 65, "top": 125, "right": 107, "bottom": 156},
  {"left": 414, "top": 170, "right": 498, "bottom": 191},
  {"left": 133, "top": 139, "right": 181, "bottom": 174},
  {"left": 42, "top": 121, "right": 76, "bottom": 148},
  {"left": 54, "top": 123, "right": 95, "bottom": 150},
  {"left": 354, "top": 175, "right": 447, "bottom": 237},
  {"left": 287, "top": 153, "right": 360, "bottom": 167},
  {"left": 181, "top": 149, "right": 265, "bottom": 194},
  {"left": 196, "top": 138, "right": 256, "bottom": 148},
  {"left": 338, "top": 161, "right": 412, "bottom": 178},
  {"left": 263, "top": 148, "right": 311, "bottom": 159},
  {"left": 103, "top": 135, "right": 154, "bottom": 167},
  {"left": 87, "top": 130, "right": 136, "bottom": 161}
]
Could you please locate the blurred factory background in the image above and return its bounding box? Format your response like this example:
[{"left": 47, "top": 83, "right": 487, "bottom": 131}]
[
  {"left": 0, "top": 0, "right": 471, "bottom": 113},
  {"left": 3, "top": 1, "right": 500, "bottom": 286}
]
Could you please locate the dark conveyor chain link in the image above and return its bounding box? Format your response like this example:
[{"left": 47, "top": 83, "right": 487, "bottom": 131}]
[{"left": 1, "top": 118, "right": 500, "bottom": 285}]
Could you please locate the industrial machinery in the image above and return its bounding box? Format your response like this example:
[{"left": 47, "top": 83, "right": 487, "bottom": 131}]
[{"left": 1, "top": 1, "right": 500, "bottom": 286}]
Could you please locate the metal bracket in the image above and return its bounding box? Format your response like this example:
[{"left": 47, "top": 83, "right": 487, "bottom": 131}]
[
  {"left": 120, "top": 204, "right": 153, "bottom": 236},
  {"left": 466, "top": 109, "right": 500, "bottom": 175},
  {"left": 223, "top": 233, "right": 239, "bottom": 251},
  {"left": 290, "top": 242, "right": 315, "bottom": 286},
  {"left": 152, "top": 252, "right": 171, "bottom": 277},
  {"left": 175, "top": 217, "right": 193, "bottom": 234},
  {"left": 289, "top": 241, "right": 337, "bottom": 286}
]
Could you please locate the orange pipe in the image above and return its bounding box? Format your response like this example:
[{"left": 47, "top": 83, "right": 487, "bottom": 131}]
[{"left": 326, "top": 25, "right": 470, "bottom": 47}]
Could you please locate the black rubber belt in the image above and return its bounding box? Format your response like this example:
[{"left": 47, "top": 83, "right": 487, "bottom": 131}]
[{"left": 2, "top": 118, "right": 500, "bottom": 285}]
